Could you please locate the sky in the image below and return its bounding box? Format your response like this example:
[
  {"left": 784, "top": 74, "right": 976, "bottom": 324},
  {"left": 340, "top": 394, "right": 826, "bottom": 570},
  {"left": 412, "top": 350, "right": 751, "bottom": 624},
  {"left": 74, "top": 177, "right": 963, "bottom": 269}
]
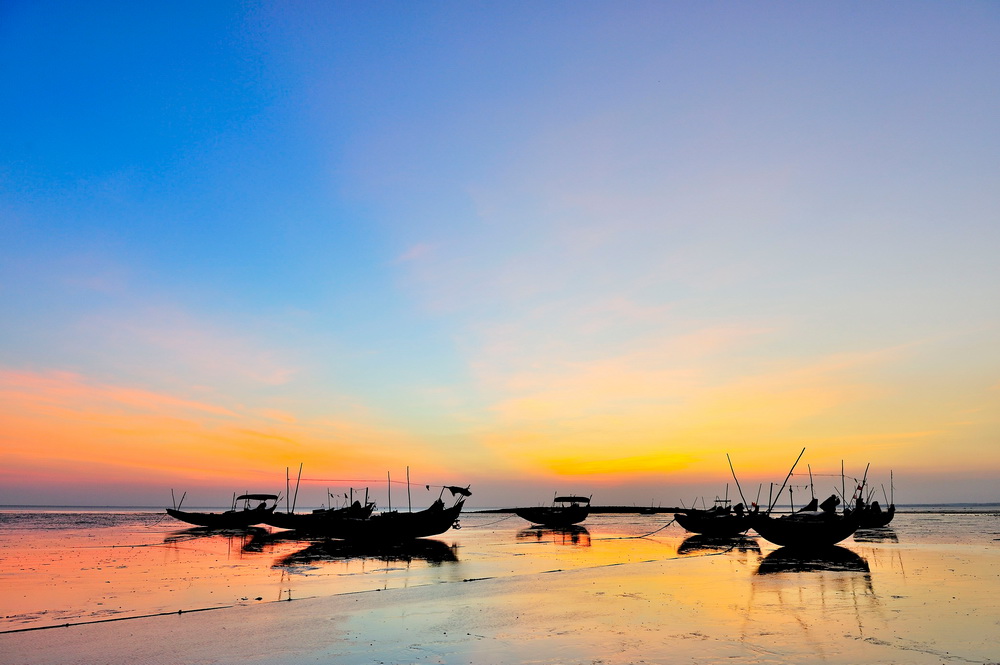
[{"left": 1, "top": 2, "right": 998, "bottom": 507}]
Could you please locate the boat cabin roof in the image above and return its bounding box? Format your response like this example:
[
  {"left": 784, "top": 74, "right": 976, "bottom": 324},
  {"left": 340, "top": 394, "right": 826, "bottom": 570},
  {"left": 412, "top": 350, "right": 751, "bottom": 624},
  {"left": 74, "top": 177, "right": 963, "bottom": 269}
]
[
  {"left": 555, "top": 496, "right": 590, "bottom": 504},
  {"left": 236, "top": 493, "right": 278, "bottom": 501}
]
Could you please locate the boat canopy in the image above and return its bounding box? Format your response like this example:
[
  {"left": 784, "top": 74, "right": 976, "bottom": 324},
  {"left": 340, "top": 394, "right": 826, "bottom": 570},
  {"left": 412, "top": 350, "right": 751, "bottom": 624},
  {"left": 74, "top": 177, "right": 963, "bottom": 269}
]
[
  {"left": 236, "top": 494, "right": 279, "bottom": 501},
  {"left": 555, "top": 496, "right": 590, "bottom": 504}
]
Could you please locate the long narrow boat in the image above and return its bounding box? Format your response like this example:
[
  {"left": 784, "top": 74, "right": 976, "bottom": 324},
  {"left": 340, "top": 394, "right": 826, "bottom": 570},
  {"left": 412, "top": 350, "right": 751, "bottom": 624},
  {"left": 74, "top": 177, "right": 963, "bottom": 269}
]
[
  {"left": 165, "top": 493, "right": 278, "bottom": 528},
  {"left": 317, "top": 486, "right": 470, "bottom": 542},
  {"left": 751, "top": 496, "right": 862, "bottom": 548},
  {"left": 674, "top": 499, "right": 754, "bottom": 537},
  {"left": 264, "top": 501, "right": 375, "bottom": 533},
  {"left": 514, "top": 495, "right": 591, "bottom": 527}
]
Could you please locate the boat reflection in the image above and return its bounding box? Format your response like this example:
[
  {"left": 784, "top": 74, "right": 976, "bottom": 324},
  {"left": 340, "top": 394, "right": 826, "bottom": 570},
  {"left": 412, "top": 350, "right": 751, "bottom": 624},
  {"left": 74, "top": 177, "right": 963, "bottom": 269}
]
[
  {"left": 163, "top": 526, "right": 268, "bottom": 545},
  {"left": 516, "top": 525, "right": 591, "bottom": 546},
  {"left": 677, "top": 534, "right": 760, "bottom": 555},
  {"left": 852, "top": 527, "right": 899, "bottom": 543},
  {"left": 756, "top": 545, "right": 870, "bottom": 575},
  {"left": 274, "top": 537, "right": 459, "bottom": 567}
]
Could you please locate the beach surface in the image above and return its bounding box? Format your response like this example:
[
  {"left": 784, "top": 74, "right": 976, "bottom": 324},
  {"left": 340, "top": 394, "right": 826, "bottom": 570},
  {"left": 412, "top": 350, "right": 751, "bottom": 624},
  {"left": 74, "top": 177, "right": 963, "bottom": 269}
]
[{"left": 2, "top": 509, "right": 999, "bottom": 664}]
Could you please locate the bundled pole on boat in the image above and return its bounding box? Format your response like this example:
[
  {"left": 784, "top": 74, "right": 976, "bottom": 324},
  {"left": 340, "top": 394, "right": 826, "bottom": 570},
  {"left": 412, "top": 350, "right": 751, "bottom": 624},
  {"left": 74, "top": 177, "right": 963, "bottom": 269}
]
[
  {"left": 407, "top": 466, "right": 412, "bottom": 512},
  {"left": 232, "top": 492, "right": 237, "bottom": 511},
  {"left": 286, "top": 467, "right": 290, "bottom": 514},
  {"left": 727, "top": 454, "right": 749, "bottom": 508},
  {"left": 808, "top": 464, "right": 815, "bottom": 501},
  {"left": 841, "top": 460, "right": 846, "bottom": 508},
  {"left": 177, "top": 491, "right": 186, "bottom": 511},
  {"left": 890, "top": 470, "right": 894, "bottom": 505},
  {"left": 171, "top": 489, "right": 176, "bottom": 510},
  {"left": 882, "top": 483, "right": 888, "bottom": 504},
  {"left": 387, "top": 471, "right": 392, "bottom": 512},
  {"left": 291, "top": 463, "right": 303, "bottom": 513},
  {"left": 853, "top": 462, "right": 871, "bottom": 504},
  {"left": 767, "top": 447, "right": 806, "bottom": 514}
]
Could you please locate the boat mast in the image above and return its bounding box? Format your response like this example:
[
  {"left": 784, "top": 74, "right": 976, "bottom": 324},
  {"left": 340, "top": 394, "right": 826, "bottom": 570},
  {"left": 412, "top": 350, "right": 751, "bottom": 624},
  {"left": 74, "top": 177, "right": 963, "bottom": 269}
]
[
  {"left": 292, "top": 463, "right": 303, "bottom": 513},
  {"left": 407, "top": 466, "right": 412, "bottom": 512},
  {"left": 727, "top": 454, "right": 748, "bottom": 507},
  {"left": 767, "top": 447, "right": 805, "bottom": 514}
]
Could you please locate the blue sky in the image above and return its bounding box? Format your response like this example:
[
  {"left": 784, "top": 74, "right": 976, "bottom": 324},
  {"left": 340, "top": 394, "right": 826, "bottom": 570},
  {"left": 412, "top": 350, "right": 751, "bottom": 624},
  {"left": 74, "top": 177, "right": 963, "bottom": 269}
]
[{"left": 1, "top": 2, "right": 998, "bottom": 505}]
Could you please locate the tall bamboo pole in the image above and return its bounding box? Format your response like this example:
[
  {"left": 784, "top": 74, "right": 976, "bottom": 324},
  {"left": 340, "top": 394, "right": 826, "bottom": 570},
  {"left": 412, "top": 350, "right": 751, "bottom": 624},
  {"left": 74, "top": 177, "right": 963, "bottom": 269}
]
[
  {"left": 767, "top": 447, "right": 806, "bottom": 514},
  {"left": 727, "top": 454, "right": 748, "bottom": 507}
]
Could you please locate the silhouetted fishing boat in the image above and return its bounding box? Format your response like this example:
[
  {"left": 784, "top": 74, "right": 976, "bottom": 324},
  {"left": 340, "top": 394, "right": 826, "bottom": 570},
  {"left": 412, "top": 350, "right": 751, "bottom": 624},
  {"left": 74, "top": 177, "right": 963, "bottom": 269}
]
[
  {"left": 514, "top": 495, "right": 591, "bottom": 527},
  {"left": 674, "top": 500, "right": 754, "bottom": 537},
  {"left": 856, "top": 500, "right": 896, "bottom": 528},
  {"left": 165, "top": 493, "right": 278, "bottom": 528},
  {"left": 264, "top": 500, "right": 375, "bottom": 533},
  {"left": 751, "top": 495, "right": 862, "bottom": 548},
  {"left": 316, "top": 486, "right": 470, "bottom": 542}
]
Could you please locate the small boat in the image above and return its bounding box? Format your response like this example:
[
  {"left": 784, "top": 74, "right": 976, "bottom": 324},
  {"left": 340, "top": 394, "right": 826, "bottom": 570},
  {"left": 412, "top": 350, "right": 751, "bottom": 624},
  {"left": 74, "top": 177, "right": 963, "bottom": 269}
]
[
  {"left": 264, "top": 500, "right": 375, "bottom": 533},
  {"left": 751, "top": 495, "right": 862, "bottom": 548},
  {"left": 315, "top": 486, "right": 471, "bottom": 542},
  {"left": 165, "top": 493, "right": 278, "bottom": 528},
  {"left": 514, "top": 495, "right": 591, "bottom": 527},
  {"left": 674, "top": 499, "right": 754, "bottom": 537},
  {"left": 856, "top": 499, "right": 896, "bottom": 528}
]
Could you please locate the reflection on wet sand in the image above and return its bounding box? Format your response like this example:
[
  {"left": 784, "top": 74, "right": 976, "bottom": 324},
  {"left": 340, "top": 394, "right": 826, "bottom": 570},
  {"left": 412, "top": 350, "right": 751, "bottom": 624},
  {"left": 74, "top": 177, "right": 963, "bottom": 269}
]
[
  {"left": 515, "top": 525, "right": 591, "bottom": 546},
  {"left": 676, "top": 534, "right": 760, "bottom": 555},
  {"left": 852, "top": 527, "right": 899, "bottom": 543},
  {"left": 756, "top": 545, "right": 870, "bottom": 574},
  {"left": 274, "top": 538, "right": 459, "bottom": 567},
  {"left": 163, "top": 526, "right": 273, "bottom": 553}
]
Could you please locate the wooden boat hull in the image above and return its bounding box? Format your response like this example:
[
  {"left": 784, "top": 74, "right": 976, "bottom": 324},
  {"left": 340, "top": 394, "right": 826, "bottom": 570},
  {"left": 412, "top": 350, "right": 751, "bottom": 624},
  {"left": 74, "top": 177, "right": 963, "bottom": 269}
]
[
  {"left": 165, "top": 506, "right": 275, "bottom": 528},
  {"left": 858, "top": 504, "right": 895, "bottom": 528},
  {"left": 264, "top": 504, "right": 375, "bottom": 533},
  {"left": 751, "top": 510, "right": 862, "bottom": 549},
  {"left": 513, "top": 505, "right": 589, "bottom": 527},
  {"left": 674, "top": 511, "right": 752, "bottom": 537},
  {"left": 315, "top": 499, "right": 466, "bottom": 542}
]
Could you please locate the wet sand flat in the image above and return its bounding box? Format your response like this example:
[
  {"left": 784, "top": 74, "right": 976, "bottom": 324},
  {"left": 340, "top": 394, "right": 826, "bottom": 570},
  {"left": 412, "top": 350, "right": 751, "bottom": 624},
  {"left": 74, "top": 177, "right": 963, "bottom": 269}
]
[{"left": 1, "top": 510, "right": 998, "bottom": 664}]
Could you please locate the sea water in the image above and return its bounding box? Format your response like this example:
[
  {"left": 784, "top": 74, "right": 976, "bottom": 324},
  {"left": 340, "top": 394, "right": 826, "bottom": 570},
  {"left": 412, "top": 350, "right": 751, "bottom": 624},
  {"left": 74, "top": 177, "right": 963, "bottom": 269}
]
[{"left": 1, "top": 506, "right": 998, "bottom": 664}]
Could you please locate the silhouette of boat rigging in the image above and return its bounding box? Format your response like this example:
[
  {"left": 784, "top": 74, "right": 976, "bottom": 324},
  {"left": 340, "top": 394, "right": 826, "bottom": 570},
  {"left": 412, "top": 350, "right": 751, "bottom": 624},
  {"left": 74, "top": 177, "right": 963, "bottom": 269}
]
[
  {"left": 756, "top": 545, "right": 870, "bottom": 574},
  {"left": 514, "top": 495, "right": 591, "bottom": 527},
  {"left": 165, "top": 493, "right": 278, "bottom": 528}
]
